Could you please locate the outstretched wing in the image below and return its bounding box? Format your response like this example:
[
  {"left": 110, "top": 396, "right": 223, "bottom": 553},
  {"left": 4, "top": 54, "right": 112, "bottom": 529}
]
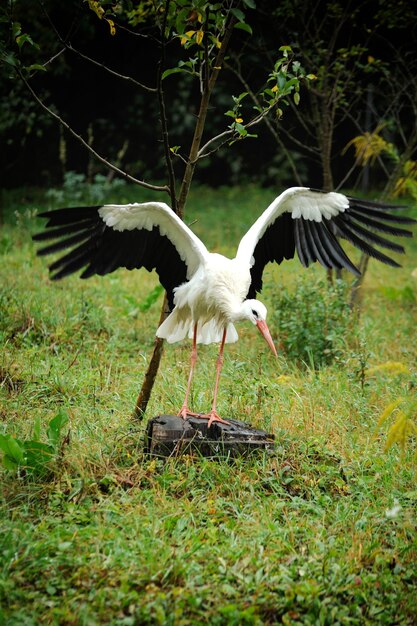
[
  {"left": 236, "top": 187, "right": 415, "bottom": 298},
  {"left": 33, "top": 202, "right": 209, "bottom": 310}
]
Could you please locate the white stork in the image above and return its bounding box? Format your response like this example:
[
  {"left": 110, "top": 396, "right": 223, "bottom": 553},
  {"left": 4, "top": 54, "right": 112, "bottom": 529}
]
[{"left": 33, "top": 187, "right": 415, "bottom": 426}]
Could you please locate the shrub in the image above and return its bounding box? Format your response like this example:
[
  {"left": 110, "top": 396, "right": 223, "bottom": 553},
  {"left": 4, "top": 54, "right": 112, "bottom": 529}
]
[
  {"left": 45, "top": 171, "right": 127, "bottom": 205},
  {"left": 272, "top": 277, "right": 355, "bottom": 368},
  {"left": 0, "top": 411, "right": 69, "bottom": 478}
]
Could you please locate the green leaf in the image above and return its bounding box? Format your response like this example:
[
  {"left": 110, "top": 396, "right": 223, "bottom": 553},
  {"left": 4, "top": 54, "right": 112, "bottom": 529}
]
[
  {"left": 234, "top": 22, "right": 252, "bottom": 35},
  {"left": 234, "top": 122, "right": 247, "bottom": 136},
  {"left": 0, "top": 434, "right": 9, "bottom": 455},
  {"left": 179, "top": 58, "right": 197, "bottom": 70},
  {"left": 235, "top": 91, "right": 248, "bottom": 103},
  {"left": 0, "top": 434, "right": 25, "bottom": 464},
  {"left": 32, "top": 417, "right": 41, "bottom": 442},
  {"left": 285, "top": 78, "right": 299, "bottom": 88},
  {"left": 277, "top": 74, "right": 287, "bottom": 90},
  {"left": 3, "top": 456, "right": 19, "bottom": 471},
  {"left": 24, "top": 441, "right": 54, "bottom": 473},
  {"left": 47, "top": 411, "right": 69, "bottom": 447},
  {"left": 162, "top": 67, "right": 186, "bottom": 80},
  {"left": 242, "top": 0, "right": 256, "bottom": 8},
  {"left": 294, "top": 92, "right": 300, "bottom": 105},
  {"left": 176, "top": 7, "right": 189, "bottom": 35},
  {"left": 25, "top": 64, "right": 47, "bottom": 73},
  {"left": 16, "top": 33, "right": 38, "bottom": 49},
  {"left": 3, "top": 53, "right": 18, "bottom": 68},
  {"left": 12, "top": 22, "right": 22, "bottom": 38},
  {"left": 230, "top": 8, "right": 245, "bottom": 22}
]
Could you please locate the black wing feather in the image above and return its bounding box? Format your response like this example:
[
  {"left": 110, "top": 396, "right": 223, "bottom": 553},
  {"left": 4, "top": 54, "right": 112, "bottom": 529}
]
[
  {"left": 294, "top": 219, "right": 308, "bottom": 267},
  {"left": 32, "top": 221, "right": 95, "bottom": 241},
  {"left": 34, "top": 228, "right": 94, "bottom": 256},
  {"left": 303, "top": 220, "right": 331, "bottom": 268},
  {"left": 247, "top": 193, "right": 415, "bottom": 298},
  {"left": 313, "top": 220, "right": 360, "bottom": 274},
  {"left": 247, "top": 213, "right": 295, "bottom": 298},
  {"left": 33, "top": 206, "right": 188, "bottom": 310},
  {"left": 307, "top": 221, "right": 334, "bottom": 269},
  {"left": 331, "top": 217, "right": 401, "bottom": 266},
  {"left": 348, "top": 210, "right": 413, "bottom": 237},
  {"left": 347, "top": 204, "right": 415, "bottom": 223}
]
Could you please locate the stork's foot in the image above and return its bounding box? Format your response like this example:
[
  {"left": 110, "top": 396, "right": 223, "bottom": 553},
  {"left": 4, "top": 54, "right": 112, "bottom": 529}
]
[
  {"left": 200, "top": 410, "right": 230, "bottom": 428},
  {"left": 178, "top": 407, "right": 230, "bottom": 428},
  {"left": 178, "top": 406, "right": 201, "bottom": 420}
]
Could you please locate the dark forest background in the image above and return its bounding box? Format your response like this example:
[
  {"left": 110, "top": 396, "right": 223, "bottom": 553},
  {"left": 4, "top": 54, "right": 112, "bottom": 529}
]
[{"left": 1, "top": 0, "right": 416, "bottom": 193}]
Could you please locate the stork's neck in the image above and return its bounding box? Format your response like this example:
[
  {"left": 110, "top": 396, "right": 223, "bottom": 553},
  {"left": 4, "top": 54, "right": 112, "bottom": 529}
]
[
  {"left": 229, "top": 301, "right": 249, "bottom": 322},
  {"left": 230, "top": 298, "right": 267, "bottom": 323}
]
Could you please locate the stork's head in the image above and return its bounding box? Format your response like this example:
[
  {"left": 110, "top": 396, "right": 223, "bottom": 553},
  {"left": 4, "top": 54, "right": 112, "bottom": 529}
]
[{"left": 239, "top": 300, "right": 277, "bottom": 357}]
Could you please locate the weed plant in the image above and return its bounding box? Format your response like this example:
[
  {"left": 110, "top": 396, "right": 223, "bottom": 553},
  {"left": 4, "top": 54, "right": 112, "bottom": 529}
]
[
  {"left": 272, "top": 278, "right": 355, "bottom": 368},
  {"left": 0, "top": 183, "right": 417, "bottom": 624},
  {"left": 45, "top": 171, "right": 129, "bottom": 206}
]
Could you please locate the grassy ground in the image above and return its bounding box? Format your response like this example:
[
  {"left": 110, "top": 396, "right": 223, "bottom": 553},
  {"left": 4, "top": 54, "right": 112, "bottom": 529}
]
[{"left": 1, "top": 184, "right": 417, "bottom": 625}]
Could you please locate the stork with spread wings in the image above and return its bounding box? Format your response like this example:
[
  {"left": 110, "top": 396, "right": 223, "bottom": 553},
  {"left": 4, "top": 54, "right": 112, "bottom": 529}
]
[{"left": 33, "top": 187, "right": 415, "bottom": 425}]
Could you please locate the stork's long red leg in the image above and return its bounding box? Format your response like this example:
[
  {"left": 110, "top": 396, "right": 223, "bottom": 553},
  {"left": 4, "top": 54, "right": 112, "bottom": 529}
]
[
  {"left": 206, "top": 327, "right": 230, "bottom": 427},
  {"left": 179, "top": 325, "right": 229, "bottom": 427},
  {"left": 178, "top": 323, "right": 199, "bottom": 419}
]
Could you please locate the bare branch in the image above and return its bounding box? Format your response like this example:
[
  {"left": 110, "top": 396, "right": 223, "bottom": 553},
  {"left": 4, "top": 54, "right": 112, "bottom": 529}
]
[
  {"left": 43, "top": 47, "right": 66, "bottom": 68},
  {"left": 197, "top": 129, "right": 233, "bottom": 158},
  {"left": 65, "top": 43, "right": 157, "bottom": 93},
  {"left": 38, "top": 0, "right": 157, "bottom": 92},
  {"left": 19, "top": 71, "right": 168, "bottom": 193},
  {"left": 275, "top": 121, "right": 320, "bottom": 158},
  {"left": 336, "top": 154, "right": 363, "bottom": 191}
]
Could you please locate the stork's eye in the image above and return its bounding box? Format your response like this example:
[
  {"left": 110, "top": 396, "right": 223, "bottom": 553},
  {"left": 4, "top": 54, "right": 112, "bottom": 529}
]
[{"left": 251, "top": 309, "right": 259, "bottom": 319}]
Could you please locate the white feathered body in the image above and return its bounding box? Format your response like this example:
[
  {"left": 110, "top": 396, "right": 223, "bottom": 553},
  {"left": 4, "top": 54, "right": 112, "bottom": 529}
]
[{"left": 157, "top": 253, "right": 251, "bottom": 344}]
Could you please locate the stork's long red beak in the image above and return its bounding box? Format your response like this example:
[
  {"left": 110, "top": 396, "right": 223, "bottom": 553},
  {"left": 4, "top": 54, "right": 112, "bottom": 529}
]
[{"left": 256, "top": 320, "right": 278, "bottom": 357}]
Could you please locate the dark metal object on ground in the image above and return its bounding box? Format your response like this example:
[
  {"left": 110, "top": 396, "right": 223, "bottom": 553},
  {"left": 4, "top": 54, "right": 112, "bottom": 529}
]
[{"left": 145, "top": 414, "right": 275, "bottom": 458}]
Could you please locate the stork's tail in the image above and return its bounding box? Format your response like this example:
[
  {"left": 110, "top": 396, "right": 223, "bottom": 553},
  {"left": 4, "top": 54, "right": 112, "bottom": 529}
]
[
  {"left": 156, "top": 310, "right": 190, "bottom": 344},
  {"left": 156, "top": 310, "right": 238, "bottom": 344}
]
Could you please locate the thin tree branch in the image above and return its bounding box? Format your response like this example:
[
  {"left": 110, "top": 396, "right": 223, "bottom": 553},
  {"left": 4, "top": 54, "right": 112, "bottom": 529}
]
[
  {"left": 43, "top": 47, "right": 66, "bottom": 67},
  {"left": 19, "top": 71, "right": 169, "bottom": 193},
  {"left": 198, "top": 97, "right": 284, "bottom": 158},
  {"left": 224, "top": 57, "right": 304, "bottom": 184},
  {"left": 64, "top": 43, "right": 157, "bottom": 92},
  {"left": 336, "top": 154, "right": 363, "bottom": 191},
  {"left": 197, "top": 129, "right": 233, "bottom": 158},
  {"left": 38, "top": 0, "right": 157, "bottom": 91},
  {"left": 275, "top": 120, "right": 321, "bottom": 157}
]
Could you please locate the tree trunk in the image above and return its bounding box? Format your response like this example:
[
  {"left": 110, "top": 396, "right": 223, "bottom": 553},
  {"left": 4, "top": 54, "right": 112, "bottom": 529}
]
[
  {"left": 132, "top": 294, "right": 170, "bottom": 419},
  {"left": 320, "top": 106, "right": 334, "bottom": 191}
]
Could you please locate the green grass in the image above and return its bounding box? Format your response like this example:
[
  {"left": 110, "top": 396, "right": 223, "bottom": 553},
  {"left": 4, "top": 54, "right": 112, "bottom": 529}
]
[{"left": 1, "top": 184, "right": 417, "bottom": 625}]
